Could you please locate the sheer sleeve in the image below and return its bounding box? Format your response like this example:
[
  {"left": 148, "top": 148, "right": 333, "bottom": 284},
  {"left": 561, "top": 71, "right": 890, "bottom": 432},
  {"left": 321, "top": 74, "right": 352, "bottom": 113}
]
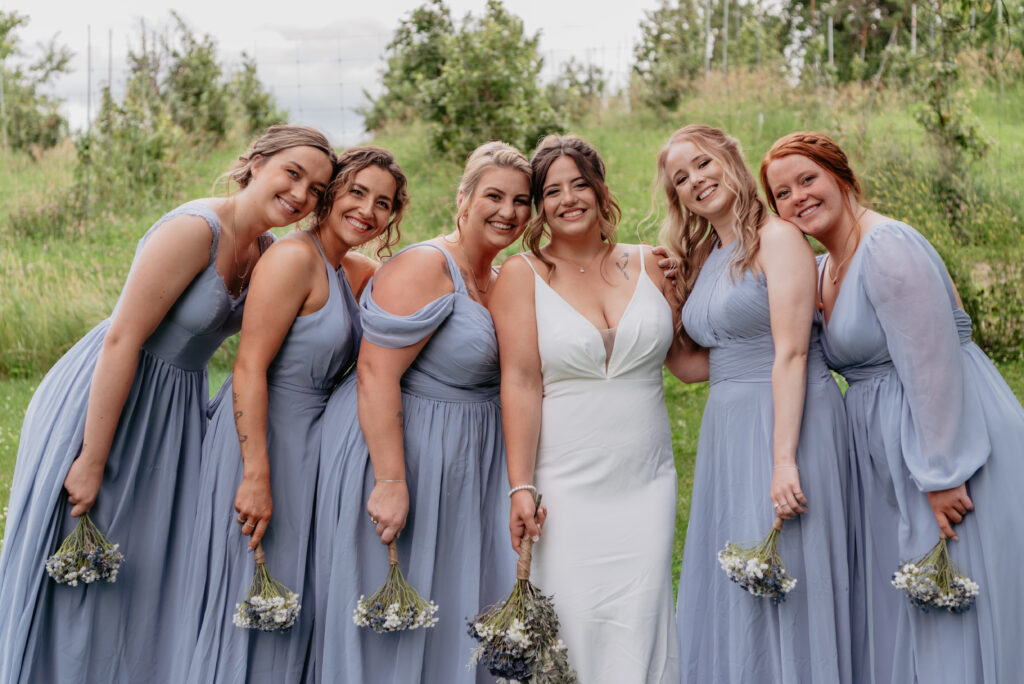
[
  {"left": 358, "top": 281, "right": 456, "bottom": 349},
  {"left": 860, "top": 222, "right": 990, "bottom": 491}
]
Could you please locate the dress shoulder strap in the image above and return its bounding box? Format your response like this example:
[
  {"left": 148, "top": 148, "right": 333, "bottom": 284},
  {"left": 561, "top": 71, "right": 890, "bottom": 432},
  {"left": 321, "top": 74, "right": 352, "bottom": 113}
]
[{"left": 517, "top": 252, "right": 541, "bottom": 276}]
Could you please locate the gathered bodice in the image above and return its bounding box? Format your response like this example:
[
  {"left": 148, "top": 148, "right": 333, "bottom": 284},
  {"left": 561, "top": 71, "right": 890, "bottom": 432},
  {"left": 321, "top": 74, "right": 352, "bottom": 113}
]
[
  {"left": 266, "top": 236, "right": 362, "bottom": 395},
  {"left": 816, "top": 222, "right": 973, "bottom": 383},
  {"left": 117, "top": 201, "right": 273, "bottom": 371},
  {"left": 525, "top": 246, "right": 673, "bottom": 396},
  {"left": 360, "top": 243, "right": 499, "bottom": 402},
  {"left": 683, "top": 241, "right": 831, "bottom": 385}
]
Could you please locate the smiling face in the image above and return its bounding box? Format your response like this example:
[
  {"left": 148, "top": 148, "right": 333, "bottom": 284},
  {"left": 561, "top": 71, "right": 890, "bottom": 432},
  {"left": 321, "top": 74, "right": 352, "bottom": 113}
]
[
  {"left": 662, "top": 139, "right": 737, "bottom": 227},
  {"left": 322, "top": 165, "right": 398, "bottom": 249},
  {"left": 540, "top": 155, "right": 602, "bottom": 239},
  {"left": 764, "top": 154, "right": 849, "bottom": 240},
  {"left": 458, "top": 166, "right": 532, "bottom": 251},
  {"left": 250, "top": 145, "right": 333, "bottom": 226}
]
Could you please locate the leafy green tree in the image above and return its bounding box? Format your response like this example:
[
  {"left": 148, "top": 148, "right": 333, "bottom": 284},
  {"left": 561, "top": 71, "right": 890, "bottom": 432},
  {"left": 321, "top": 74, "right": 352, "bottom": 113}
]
[
  {"left": 428, "top": 0, "right": 563, "bottom": 158},
  {"left": 362, "top": 0, "right": 454, "bottom": 131},
  {"left": 545, "top": 57, "right": 606, "bottom": 124},
  {"left": 228, "top": 52, "right": 285, "bottom": 135},
  {"left": 0, "top": 11, "right": 72, "bottom": 153},
  {"left": 164, "top": 12, "right": 228, "bottom": 139},
  {"left": 631, "top": 0, "right": 706, "bottom": 109}
]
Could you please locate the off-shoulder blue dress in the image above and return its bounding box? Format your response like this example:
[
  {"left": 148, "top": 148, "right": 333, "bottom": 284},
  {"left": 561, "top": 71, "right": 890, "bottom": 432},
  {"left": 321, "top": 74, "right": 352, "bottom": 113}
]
[
  {"left": 309, "top": 243, "right": 514, "bottom": 683},
  {"left": 0, "top": 202, "right": 270, "bottom": 683},
  {"left": 175, "top": 235, "right": 361, "bottom": 683},
  {"left": 675, "top": 240, "right": 852, "bottom": 683},
  {"left": 819, "top": 220, "right": 1024, "bottom": 683}
]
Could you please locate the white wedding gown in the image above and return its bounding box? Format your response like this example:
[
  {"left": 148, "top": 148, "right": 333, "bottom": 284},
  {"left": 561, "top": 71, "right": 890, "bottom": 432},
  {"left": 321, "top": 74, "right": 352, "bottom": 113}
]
[{"left": 522, "top": 246, "right": 680, "bottom": 683}]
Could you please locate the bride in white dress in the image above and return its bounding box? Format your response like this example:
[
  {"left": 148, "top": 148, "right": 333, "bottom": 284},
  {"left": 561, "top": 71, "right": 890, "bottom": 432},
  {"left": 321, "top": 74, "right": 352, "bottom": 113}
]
[{"left": 490, "top": 135, "right": 708, "bottom": 683}]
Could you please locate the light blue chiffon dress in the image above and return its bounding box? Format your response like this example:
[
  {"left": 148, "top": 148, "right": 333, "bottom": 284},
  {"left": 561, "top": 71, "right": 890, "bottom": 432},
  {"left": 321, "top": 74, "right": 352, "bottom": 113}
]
[
  {"left": 0, "top": 202, "right": 270, "bottom": 683},
  {"left": 309, "top": 243, "right": 514, "bottom": 683},
  {"left": 174, "top": 235, "right": 361, "bottom": 683},
  {"left": 819, "top": 220, "right": 1024, "bottom": 684},
  {"left": 675, "top": 240, "right": 852, "bottom": 683}
]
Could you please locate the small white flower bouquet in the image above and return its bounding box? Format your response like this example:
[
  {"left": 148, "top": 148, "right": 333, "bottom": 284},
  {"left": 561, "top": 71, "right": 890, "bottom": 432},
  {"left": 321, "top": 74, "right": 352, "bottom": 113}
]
[
  {"left": 45, "top": 512, "right": 124, "bottom": 586},
  {"left": 468, "top": 494, "right": 578, "bottom": 683},
  {"left": 891, "top": 536, "right": 979, "bottom": 613},
  {"left": 353, "top": 540, "right": 439, "bottom": 633},
  {"left": 233, "top": 542, "right": 300, "bottom": 632},
  {"left": 718, "top": 516, "right": 797, "bottom": 604}
]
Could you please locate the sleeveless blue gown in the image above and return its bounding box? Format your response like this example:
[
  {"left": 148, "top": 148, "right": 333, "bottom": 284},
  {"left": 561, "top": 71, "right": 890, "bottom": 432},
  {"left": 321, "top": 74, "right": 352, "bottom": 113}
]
[
  {"left": 0, "top": 201, "right": 270, "bottom": 683},
  {"left": 175, "top": 235, "right": 362, "bottom": 683},
  {"left": 818, "top": 220, "right": 1024, "bottom": 683},
  {"left": 675, "top": 240, "right": 852, "bottom": 683},
  {"left": 309, "top": 243, "right": 515, "bottom": 683}
]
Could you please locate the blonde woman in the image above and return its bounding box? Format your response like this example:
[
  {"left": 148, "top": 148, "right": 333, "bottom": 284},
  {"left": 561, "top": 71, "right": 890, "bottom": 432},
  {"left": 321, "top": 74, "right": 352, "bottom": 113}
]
[
  {"left": 311, "top": 141, "right": 531, "bottom": 683},
  {"left": 660, "top": 125, "right": 851, "bottom": 683}
]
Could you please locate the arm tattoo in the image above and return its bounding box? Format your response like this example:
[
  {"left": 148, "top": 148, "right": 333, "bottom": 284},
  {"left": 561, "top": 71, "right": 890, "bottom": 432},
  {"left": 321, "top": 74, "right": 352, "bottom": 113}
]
[{"left": 616, "top": 251, "right": 630, "bottom": 279}]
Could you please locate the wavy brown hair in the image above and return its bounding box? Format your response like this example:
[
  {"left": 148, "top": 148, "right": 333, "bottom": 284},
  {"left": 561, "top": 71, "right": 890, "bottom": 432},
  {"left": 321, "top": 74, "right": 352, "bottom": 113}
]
[
  {"left": 525, "top": 135, "right": 622, "bottom": 272},
  {"left": 656, "top": 124, "right": 767, "bottom": 327},
  {"left": 321, "top": 146, "right": 409, "bottom": 258}
]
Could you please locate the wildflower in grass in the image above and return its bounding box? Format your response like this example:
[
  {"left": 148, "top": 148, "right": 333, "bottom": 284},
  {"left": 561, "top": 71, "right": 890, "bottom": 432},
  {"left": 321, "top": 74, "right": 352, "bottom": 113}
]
[
  {"left": 717, "top": 516, "right": 797, "bottom": 604},
  {"left": 891, "top": 536, "right": 979, "bottom": 614},
  {"left": 233, "top": 543, "right": 300, "bottom": 632},
  {"left": 45, "top": 512, "right": 124, "bottom": 586},
  {"left": 353, "top": 540, "right": 439, "bottom": 633},
  {"left": 468, "top": 494, "right": 578, "bottom": 683}
]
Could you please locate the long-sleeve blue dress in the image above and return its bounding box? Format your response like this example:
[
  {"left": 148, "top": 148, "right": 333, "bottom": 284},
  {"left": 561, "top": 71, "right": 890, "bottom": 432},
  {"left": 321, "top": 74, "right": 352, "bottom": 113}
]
[
  {"left": 818, "top": 220, "right": 1024, "bottom": 683},
  {"left": 175, "top": 234, "right": 362, "bottom": 683},
  {"left": 0, "top": 202, "right": 270, "bottom": 683},
  {"left": 675, "top": 240, "right": 852, "bottom": 683},
  {"left": 308, "top": 243, "right": 515, "bottom": 683}
]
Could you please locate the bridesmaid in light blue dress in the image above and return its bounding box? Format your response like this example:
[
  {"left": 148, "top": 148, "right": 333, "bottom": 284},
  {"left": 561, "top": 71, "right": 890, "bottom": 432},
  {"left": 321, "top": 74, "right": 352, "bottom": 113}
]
[
  {"left": 176, "top": 147, "right": 406, "bottom": 684},
  {"left": 763, "top": 132, "right": 1024, "bottom": 684},
  {"left": 310, "top": 142, "right": 531, "bottom": 683},
  {"left": 0, "top": 126, "right": 334, "bottom": 684},
  {"left": 661, "top": 125, "right": 852, "bottom": 683}
]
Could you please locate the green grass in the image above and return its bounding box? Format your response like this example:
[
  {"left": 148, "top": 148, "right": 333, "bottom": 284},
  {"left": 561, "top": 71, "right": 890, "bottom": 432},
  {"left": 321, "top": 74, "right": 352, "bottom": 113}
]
[{"left": 2, "top": 68, "right": 1024, "bottom": 575}]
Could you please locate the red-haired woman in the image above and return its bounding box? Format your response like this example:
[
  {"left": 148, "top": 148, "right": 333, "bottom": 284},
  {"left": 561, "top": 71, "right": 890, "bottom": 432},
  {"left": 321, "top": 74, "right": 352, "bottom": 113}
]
[{"left": 763, "top": 131, "right": 1024, "bottom": 683}]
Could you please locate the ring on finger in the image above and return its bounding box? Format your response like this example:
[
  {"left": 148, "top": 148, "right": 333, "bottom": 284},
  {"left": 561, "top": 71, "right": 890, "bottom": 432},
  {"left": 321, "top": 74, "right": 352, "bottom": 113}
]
[
  {"left": 772, "top": 503, "right": 781, "bottom": 509},
  {"left": 243, "top": 521, "right": 255, "bottom": 530},
  {"left": 370, "top": 517, "right": 379, "bottom": 525},
  {"left": 237, "top": 513, "right": 246, "bottom": 523}
]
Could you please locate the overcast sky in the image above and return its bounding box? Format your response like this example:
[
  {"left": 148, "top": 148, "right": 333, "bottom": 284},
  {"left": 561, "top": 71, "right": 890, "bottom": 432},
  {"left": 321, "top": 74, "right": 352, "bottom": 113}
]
[{"left": 5, "top": 0, "right": 662, "bottom": 145}]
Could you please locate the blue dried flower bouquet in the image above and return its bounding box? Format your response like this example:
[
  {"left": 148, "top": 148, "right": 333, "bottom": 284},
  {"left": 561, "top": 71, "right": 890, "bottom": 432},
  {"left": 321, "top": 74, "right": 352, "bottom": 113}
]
[
  {"left": 353, "top": 540, "right": 439, "bottom": 633},
  {"left": 891, "top": 536, "right": 979, "bottom": 613},
  {"left": 45, "top": 512, "right": 124, "bottom": 586},
  {"left": 233, "top": 542, "right": 301, "bottom": 632},
  {"left": 717, "top": 516, "right": 797, "bottom": 604},
  {"left": 468, "top": 494, "right": 578, "bottom": 683}
]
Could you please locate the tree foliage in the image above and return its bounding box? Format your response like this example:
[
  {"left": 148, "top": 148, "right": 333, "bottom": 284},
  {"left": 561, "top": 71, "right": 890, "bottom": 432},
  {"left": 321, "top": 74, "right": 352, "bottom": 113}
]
[
  {"left": 164, "top": 12, "right": 228, "bottom": 139},
  {"left": 0, "top": 11, "right": 73, "bottom": 153},
  {"left": 632, "top": 0, "right": 706, "bottom": 109},
  {"left": 229, "top": 53, "right": 285, "bottom": 135},
  {"left": 362, "top": 0, "right": 453, "bottom": 131}
]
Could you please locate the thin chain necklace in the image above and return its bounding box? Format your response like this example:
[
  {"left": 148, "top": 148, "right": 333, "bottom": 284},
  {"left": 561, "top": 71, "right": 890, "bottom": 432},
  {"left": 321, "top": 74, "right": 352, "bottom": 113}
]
[
  {"left": 445, "top": 233, "right": 492, "bottom": 296},
  {"left": 826, "top": 214, "right": 864, "bottom": 284},
  {"left": 228, "top": 200, "right": 255, "bottom": 297},
  {"left": 549, "top": 244, "right": 607, "bottom": 274}
]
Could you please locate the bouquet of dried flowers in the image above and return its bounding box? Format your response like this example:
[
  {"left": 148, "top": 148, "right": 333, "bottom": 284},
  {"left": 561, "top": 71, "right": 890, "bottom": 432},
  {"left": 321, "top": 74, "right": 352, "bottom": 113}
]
[
  {"left": 891, "top": 536, "right": 979, "bottom": 613},
  {"left": 233, "top": 542, "right": 301, "bottom": 631},
  {"left": 468, "top": 494, "right": 578, "bottom": 683},
  {"left": 353, "top": 540, "right": 439, "bottom": 633},
  {"left": 717, "top": 516, "right": 797, "bottom": 604},
  {"left": 45, "top": 512, "right": 124, "bottom": 586}
]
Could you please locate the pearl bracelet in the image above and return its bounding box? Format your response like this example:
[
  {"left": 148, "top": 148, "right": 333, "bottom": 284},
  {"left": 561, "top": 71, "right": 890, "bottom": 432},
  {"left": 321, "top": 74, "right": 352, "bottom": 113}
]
[
  {"left": 376, "top": 479, "right": 406, "bottom": 484},
  {"left": 508, "top": 484, "right": 537, "bottom": 498}
]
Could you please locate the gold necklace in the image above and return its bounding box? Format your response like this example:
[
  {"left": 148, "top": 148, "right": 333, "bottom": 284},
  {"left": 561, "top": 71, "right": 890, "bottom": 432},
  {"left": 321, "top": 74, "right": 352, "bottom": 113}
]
[
  {"left": 446, "top": 233, "right": 492, "bottom": 295},
  {"left": 229, "top": 201, "right": 255, "bottom": 297},
  {"left": 826, "top": 220, "right": 862, "bottom": 284}
]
